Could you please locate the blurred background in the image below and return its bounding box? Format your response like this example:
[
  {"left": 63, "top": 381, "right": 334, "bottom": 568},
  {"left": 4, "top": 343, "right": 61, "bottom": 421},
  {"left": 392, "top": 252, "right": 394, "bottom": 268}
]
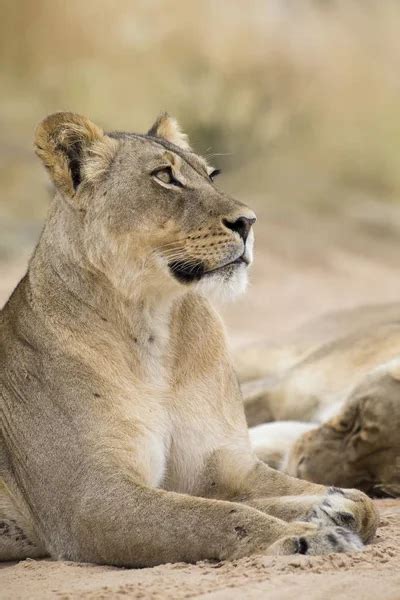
[{"left": 3, "top": 0, "right": 400, "bottom": 345}]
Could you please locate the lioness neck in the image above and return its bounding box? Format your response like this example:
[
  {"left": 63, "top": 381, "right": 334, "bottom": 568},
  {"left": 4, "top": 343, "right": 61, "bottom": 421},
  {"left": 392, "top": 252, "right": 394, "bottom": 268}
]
[{"left": 25, "top": 202, "right": 182, "bottom": 375}]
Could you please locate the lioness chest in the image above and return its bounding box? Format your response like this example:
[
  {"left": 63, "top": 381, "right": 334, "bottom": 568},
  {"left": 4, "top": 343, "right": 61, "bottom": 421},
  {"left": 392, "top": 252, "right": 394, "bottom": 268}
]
[
  {"left": 86, "top": 334, "right": 237, "bottom": 496},
  {"left": 106, "top": 376, "right": 236, "bottom": 495},
  {"left": 3, "top": 283, "right": 243, "bottom": 500},
  {"left": 93, "top": 294, "right": 242, "bottom": 495}
]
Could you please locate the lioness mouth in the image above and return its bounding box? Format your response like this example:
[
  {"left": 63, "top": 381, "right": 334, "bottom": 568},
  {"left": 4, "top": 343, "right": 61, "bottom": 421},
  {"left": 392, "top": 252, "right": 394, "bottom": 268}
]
[{"left": 169, "top": 255, "right": 248, "bottom": 284}]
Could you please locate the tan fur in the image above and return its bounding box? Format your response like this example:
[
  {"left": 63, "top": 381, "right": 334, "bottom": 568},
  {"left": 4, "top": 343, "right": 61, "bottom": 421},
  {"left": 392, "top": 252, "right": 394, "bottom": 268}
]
[
  {"left": 148, "top": 113, "right": 192, "bottom": 150},
  {"left": 34, "top": 112, "right": 108, "bottom": 196},
  {"left": 83, "top": 137, "right": 120, "bottom": 187},
  {"left": 0, "top": 113, "right": 377, "bottom": 566},
  {"left": 237, "top": 304, "right": 400, "bottom": 496}
]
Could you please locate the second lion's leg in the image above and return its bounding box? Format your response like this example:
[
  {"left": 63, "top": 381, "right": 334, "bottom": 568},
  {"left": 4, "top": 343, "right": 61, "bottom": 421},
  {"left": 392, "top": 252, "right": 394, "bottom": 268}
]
[{"left": 250, "top": 421, "right": 318, "bottom": 469}]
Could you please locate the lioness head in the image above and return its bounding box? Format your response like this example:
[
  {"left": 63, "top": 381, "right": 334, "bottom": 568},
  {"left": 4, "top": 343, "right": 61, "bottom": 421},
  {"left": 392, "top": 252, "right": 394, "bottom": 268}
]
[
  {"left": 34, "top": 112, "right": 256, "bottom": 300},
  {"left": 286, "top": 366, "right": 400, "bottom": 496}
]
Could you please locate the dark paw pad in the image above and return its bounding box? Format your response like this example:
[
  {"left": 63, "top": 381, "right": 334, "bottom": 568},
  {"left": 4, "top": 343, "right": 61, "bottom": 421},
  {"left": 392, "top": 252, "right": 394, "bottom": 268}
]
[
  {"left": 328, "top": 487, "right": 345, "bottom": 496},
  {"left": 295, "top": 536, "right": 309, "bottom": 554}
]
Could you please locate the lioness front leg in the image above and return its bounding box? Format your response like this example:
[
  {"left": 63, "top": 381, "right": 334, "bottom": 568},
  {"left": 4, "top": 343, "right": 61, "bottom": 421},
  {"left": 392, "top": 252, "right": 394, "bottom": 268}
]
[
  {"left": 67, "top": 473, "right": 328, "bottom": 567},
  {"left": 245, "top": 464, "right": 378, "bottom": 544},
  {"left": 208, "top": 454, "right": 379, "bottom": 546},
  {"left": 245, "top": 487, "right": 378, "bottom": 545}
]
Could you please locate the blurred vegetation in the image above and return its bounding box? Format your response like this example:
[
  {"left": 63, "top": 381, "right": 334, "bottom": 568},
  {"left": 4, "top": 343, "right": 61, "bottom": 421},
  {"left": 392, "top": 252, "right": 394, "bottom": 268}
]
[{"left": 2, "top": 0, "right": 400, "bottom": 258}]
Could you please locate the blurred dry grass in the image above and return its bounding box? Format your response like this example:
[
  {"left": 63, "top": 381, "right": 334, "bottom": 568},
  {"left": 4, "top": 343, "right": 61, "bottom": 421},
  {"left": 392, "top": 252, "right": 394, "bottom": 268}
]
[
  {"left": 3, "top": 1, "right": 400, "bottom": 333},
  {"left": 0, "top": 0, "right": 400, "bottom": 339}
]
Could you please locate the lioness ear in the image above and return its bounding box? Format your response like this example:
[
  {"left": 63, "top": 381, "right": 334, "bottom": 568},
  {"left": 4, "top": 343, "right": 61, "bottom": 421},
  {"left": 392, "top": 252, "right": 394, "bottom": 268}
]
[
  {"left": 34, "top": 112, "right": 117, "bottom": 197},
  {"left": 147, "top": 113, "right": 191, "bottom": 151}
]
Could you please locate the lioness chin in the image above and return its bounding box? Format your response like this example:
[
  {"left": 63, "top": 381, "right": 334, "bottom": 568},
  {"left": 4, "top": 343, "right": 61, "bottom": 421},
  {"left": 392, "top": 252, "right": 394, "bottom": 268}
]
[{"left": 0, "top": 112, "right": 378, "bottom": 566}]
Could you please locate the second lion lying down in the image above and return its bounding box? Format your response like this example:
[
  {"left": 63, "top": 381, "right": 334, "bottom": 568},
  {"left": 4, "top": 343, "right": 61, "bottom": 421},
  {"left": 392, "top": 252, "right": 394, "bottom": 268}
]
[
  {"left": 0, "top": 112, "right": 377, "bottom": 565},
  {"left": 237, "top": 303, "right": 400, "bottom": 497}
]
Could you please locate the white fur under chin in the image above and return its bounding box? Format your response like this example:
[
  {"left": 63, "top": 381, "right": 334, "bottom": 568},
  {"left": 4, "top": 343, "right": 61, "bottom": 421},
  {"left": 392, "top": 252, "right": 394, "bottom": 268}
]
[{"left": 194, "top": 264, "right": 249, "bottom": 303}]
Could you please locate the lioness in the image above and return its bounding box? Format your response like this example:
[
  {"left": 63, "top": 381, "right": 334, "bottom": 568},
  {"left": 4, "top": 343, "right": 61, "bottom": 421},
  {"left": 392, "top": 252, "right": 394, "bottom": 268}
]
[
  {"left": 0, "top": 112, "right": 377, "bottom": 566},
  {"left": 237, "top": 304, "right": 400, "bottom": 496}
]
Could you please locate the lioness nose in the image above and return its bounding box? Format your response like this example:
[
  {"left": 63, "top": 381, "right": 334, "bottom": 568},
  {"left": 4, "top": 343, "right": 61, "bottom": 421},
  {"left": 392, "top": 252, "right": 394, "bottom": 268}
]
[{"left": 223, "top": 215, "right": 256, "bottom": 242}]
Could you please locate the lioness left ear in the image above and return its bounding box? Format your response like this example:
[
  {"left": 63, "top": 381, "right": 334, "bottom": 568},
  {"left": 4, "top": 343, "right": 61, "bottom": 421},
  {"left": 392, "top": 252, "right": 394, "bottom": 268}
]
[
  {"left": 147, "top": 113, "right": 192, "bottom": 151},
  {"left": 34, "top": 112, "right": 117, "bottom": 198}
]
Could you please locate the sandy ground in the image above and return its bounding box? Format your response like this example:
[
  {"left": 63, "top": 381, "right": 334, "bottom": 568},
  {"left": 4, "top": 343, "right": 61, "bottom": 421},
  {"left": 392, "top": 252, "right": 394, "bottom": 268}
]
[
  {"left": 0, "top": 500, "right": 398, "bottom": 600},
  {"left": 1, "top": 199, "right": 400, "bottom": 599}
]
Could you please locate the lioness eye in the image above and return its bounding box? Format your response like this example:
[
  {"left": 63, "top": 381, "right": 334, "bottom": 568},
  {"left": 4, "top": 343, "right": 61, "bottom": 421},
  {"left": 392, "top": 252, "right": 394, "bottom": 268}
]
[
  {"left": 156, "top": 168, "right": 172, "bottom": 184},
  {"left": 152, "top": 166, "right": 183, "bottom": 187},
  {"left": 209, "top": 169, "right": 221, "bottom": 182}
]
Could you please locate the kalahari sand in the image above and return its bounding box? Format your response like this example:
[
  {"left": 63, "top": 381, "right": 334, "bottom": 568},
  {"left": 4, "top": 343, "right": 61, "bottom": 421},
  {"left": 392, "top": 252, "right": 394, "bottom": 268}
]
[{"left": 0, "top": 501, "right": 399, "bottom": 599}]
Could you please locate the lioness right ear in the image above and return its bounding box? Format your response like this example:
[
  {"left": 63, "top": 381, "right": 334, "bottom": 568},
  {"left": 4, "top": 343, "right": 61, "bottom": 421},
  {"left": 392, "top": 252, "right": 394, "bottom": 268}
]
[
  {"left": 147, "top": 113, "right": 192, "bottom": 151},
  {"left": 34, "top": 112, "right": 117, "bottom": 198}
]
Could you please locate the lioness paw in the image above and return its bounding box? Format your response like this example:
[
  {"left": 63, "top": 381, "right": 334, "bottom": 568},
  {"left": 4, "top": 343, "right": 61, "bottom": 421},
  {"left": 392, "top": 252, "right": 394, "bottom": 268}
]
[
  {"left": 305, "top": 487, "right": 378, "bottom": 543},
  {"left": 269, "top": 526, "right": 363, "bottom": 556}
]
